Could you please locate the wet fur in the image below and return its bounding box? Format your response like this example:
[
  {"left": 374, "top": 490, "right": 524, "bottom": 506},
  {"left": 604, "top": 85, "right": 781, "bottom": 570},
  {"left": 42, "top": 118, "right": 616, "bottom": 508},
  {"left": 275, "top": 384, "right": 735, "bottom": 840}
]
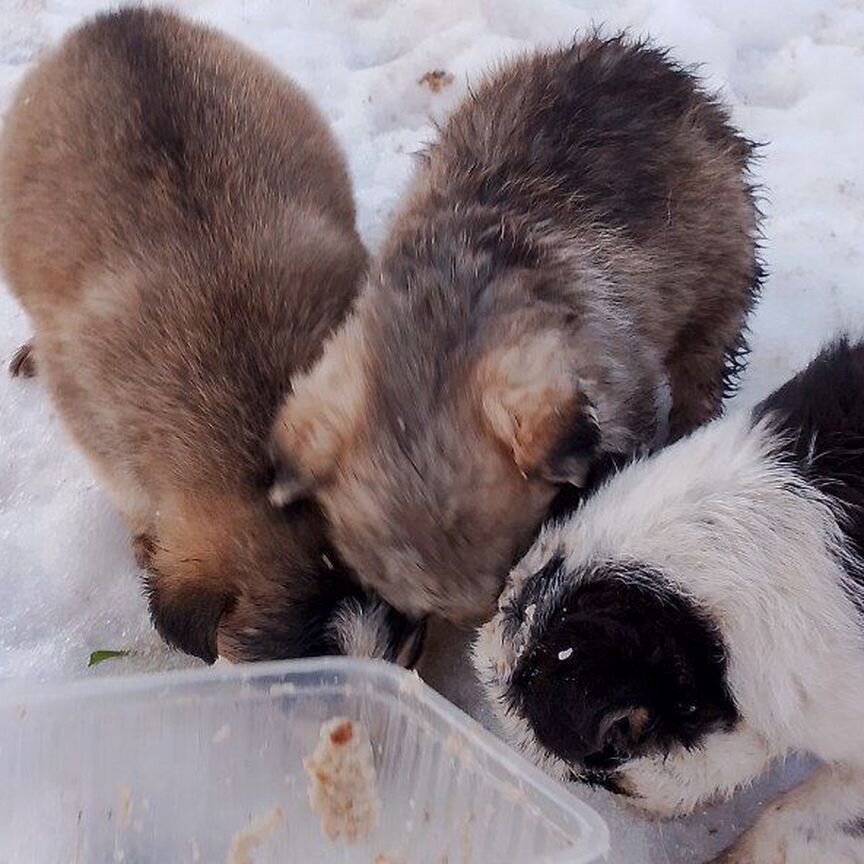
[
  {"left": 272, "top": 35, "right": 762, "bottom": 622},
  {"left": 475, "top": 337, "right": 864, "bottom": 863},
  {"left": 0, "top": 8, "right": 421, "bottom": 664}
]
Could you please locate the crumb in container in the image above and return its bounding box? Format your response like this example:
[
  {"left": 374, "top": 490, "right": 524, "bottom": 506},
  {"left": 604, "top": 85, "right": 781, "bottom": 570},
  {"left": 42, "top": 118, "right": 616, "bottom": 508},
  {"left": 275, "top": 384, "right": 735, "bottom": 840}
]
[
  {"left": 212, "top": 724, "right": 231, "bottom": 744},
  {"left": 118, "top": 786, "right": 132, "bottom": 830},
  {"left": 225, "top": 807, "right": 283, "bottom": 864},
  {"left": 305, "top": 716, "right": 379, "bottom": 843}
]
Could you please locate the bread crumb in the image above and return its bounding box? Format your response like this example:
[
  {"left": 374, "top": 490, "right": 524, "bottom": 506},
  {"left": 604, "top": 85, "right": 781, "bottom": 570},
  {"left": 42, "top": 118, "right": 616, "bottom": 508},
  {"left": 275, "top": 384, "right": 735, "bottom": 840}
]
[
  {"left": 225, "top": 807, "right": 283, "bottom": 864},
  {"left": 463, "top": 811, "right": 475, "bottom": 862},
  {"left": 418, "top": 69, "right": 454, "bottom": 92},
  {"left": 118, "top": 786, "right": 132, "bottom": 830},
  {"left": 398, "top": 669, "right": 422, "bottom": 695},
  {"left": 212, "top": 724, "right": 231, "bottom": 744},
  {"left": 268, "top": 682, "right": 297, "bottom": 698},
  {"left": 305, "top": 717, "right": 379, "bottom": 843}
]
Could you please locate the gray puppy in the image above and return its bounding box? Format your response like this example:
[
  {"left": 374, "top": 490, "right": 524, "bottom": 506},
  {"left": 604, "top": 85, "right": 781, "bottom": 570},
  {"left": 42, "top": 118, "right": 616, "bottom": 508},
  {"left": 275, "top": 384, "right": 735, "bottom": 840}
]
[{"left": 271, "top": 36, "right": 762, "bottom": 622}]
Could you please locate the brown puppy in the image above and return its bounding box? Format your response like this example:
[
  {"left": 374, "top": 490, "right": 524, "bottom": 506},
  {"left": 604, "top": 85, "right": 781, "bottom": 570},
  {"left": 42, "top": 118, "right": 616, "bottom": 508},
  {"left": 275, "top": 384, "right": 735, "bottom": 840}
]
[
  {"left": 0, "top": 8, "right": 424, "bottom": 665},
  {"left": 271, "top": 36, "right": 763, "bottom": 622}
]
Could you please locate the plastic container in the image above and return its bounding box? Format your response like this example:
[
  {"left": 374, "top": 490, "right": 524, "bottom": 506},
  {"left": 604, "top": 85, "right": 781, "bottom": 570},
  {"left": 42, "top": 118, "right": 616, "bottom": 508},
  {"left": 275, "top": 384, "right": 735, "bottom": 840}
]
[{"left": 0, "top": 657, "right": 608, "bottom": 863}]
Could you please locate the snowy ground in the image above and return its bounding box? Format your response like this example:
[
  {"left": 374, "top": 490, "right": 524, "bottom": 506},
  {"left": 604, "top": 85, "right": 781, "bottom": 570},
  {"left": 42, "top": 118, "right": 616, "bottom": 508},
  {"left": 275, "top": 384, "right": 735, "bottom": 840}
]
[{"left": 0, "top": 0, "right": 862, "bottom": 861}]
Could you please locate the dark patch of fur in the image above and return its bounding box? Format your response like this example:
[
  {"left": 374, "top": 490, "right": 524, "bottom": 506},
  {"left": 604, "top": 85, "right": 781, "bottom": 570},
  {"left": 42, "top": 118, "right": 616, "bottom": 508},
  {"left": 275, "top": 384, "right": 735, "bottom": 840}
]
[
  {"left": 507, "top": 563, "right": 737, "bottom": 772},
  {"left": 93, "top": 9, "right": 209, "bottom": 222},
  {"left": 546, "top": 450, "right": 636, "bottom": 522},
  {"left": 225, "top": 545, "right": 423, "bottom": 664},
  {"left": 382, "top": 607, "right": 427, "bottom": 669},
  {"left": 577, "top": 767, "right": 631, "bottom": 796},
  {"left": 842, "top": 816, "right": 864, "bottom": 839},
  {"left": 232, "top": 583, "right": 358, "bottom": 662},
  {"left": 500, "top": 553, "right": 567, "bottom": 645},
  {"left": 543, "top": 401, "right": 602, "bottom": 482},
  {"left": 753, "top": 337, "right": 864, "bottom": 575},
  {"left": 465, "top": 37, "right": 751, "bottom": 239}
]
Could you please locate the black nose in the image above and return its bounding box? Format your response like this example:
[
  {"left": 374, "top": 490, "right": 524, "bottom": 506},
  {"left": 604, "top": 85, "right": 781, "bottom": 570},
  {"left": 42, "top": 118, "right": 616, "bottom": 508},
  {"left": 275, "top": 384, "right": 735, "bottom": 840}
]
[
  {"left": 582, "top": 716, "right": 631, "bottom": 771},
  {"left": 580, "top": 707, "right": 653, "bottom": 770}
]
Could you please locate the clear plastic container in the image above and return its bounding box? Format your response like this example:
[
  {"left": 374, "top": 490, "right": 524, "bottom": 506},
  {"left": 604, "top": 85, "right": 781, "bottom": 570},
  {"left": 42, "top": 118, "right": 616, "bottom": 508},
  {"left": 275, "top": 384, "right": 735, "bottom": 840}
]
[{"left": 0, "top": 657, "right": 608, "bottom": 863}]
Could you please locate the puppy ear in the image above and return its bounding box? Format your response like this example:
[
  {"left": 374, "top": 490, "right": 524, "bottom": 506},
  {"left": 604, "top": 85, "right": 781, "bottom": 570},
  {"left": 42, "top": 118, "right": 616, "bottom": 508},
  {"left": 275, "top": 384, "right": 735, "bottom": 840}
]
[
  {"left": 477, "top": 331, "right": 600, "bottom": 484},
  {"left": 144, "top": 573, "right": 236, "bottom": 664},
  {"left": 269, "top": 318, "right": 366, "bottom": 507}
]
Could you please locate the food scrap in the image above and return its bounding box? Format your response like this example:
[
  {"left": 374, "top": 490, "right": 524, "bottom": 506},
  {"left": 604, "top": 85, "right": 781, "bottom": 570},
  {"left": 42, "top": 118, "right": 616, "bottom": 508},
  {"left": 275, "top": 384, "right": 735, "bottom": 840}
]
[
  {"left": 305, "top": 717, "right": 379, "bottom": 843},
  {"left": 418, "top": 69, "right": 454, "bottom": 92},
  {"left": 88, "top": 649, "right": 133, "bottom": 667},
  {"left": 225, "top": 808, "right": 283, "bottom": 864}
]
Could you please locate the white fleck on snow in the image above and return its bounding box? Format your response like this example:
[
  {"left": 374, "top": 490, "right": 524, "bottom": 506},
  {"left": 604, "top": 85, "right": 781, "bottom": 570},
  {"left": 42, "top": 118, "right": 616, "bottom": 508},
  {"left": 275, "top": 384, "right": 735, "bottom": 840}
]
[{"left": 0, "top": 0, "right": 859, "bottom": 860}]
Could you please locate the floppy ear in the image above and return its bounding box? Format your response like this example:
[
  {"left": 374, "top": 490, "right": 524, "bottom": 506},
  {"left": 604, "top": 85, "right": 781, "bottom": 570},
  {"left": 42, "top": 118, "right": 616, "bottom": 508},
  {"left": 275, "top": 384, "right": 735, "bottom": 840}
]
[
  {"left": 477, "top": 330, "right": 600, "bottom": 484},
  {"left": 269, "top": 319, "right": 366, "bottom": 507},
  {"left": 140, "top": 496, "right": 248, "bottom": 663},
  {"left": 144, "top": 573, "right": 236, "bottom": 664}
]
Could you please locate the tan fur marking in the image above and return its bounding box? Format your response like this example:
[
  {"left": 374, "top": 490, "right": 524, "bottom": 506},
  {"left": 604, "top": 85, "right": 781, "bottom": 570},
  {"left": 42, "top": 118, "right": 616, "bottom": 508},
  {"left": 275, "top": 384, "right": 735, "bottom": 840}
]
[
  {"left": 272, "top": 316, "right": 368, "bottom": 491},
  {"left": 477, "top": 331, "right": 586, "bottom": 477}
]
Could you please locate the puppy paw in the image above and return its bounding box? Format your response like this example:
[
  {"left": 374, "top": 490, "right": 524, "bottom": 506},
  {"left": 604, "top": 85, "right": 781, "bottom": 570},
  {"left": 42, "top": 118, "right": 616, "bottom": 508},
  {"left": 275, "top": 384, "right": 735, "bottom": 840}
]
[
  {"left": 9, "top": 341, "right": 36, "bottom": 378},
  {"left": 614, "top": 758, "right": 707, "bottom": 819}
]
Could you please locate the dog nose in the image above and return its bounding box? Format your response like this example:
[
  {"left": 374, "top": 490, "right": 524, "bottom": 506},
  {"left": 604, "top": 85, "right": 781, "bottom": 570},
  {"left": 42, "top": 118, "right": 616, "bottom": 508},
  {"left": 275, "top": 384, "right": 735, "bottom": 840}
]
[
  {"left": 580, "top": 707, "right": 652, "bottom": 770},
  {"left": 581, "top": 728, "right": 630, "bottom": 771}
]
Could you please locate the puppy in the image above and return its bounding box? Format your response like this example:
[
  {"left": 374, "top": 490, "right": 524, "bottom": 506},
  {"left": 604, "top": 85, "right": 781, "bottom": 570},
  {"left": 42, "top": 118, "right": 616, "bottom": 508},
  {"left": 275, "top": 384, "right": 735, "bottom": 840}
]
[
  {"left": 475, "top": 336, "right": 864, "bottom": 863},
  {"left": 0, "top": 8, "right": 424, "bottom": 666},
  {"left": 270, "top": 35, "right": 762, "bottom": 622}
]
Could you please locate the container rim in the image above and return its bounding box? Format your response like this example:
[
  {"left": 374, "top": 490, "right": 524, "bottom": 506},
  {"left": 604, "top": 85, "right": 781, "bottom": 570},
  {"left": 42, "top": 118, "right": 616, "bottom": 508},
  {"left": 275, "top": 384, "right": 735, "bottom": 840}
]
[{"left": 0, "top": 656, "right": 610, "bottom": 863}]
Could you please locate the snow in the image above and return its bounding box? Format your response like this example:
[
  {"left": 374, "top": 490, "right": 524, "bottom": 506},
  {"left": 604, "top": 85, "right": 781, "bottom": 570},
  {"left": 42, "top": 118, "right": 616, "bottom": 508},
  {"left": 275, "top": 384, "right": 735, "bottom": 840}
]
[{"left": 0, "top": 0, "right": 861, "bottom": 860}]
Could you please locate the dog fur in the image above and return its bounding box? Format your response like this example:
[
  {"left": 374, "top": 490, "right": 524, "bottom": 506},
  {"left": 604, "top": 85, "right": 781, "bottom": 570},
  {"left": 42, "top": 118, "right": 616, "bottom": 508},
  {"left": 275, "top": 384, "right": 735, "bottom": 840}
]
[
  {"left": 475, "top": 337, "right": 864, "bottom": 863},
  {"left": 0, "top": 8, "right": 424, "bottom": 665},
  {"left": 270, "top": 35, "right": 762, "bottom": 622}
]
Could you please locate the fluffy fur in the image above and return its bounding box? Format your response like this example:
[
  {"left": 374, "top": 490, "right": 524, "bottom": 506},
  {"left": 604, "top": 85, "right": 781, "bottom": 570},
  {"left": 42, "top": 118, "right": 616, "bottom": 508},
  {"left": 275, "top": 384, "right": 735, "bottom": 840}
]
[
  {"left": 0, "top": 8, "right": 423, "bottom": 665},
  {"left": 270, "top": 35, "right": 762, "bottom": 622},
  {"left": 475, "top": 337, "right": 864, "bottom": 862}
]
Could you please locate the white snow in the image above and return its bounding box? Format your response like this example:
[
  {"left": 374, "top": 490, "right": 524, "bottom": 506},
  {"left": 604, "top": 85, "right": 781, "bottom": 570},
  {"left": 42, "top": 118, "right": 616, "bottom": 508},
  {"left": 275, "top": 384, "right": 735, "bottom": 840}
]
[{"left": 0, "top": 0, "right": 861, "bottom": 860}]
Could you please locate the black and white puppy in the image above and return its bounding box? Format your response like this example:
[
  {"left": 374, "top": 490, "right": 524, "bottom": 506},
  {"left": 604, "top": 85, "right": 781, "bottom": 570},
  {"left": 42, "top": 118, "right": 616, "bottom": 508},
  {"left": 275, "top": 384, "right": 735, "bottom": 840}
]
[{"left": 474, "top": 337, "right": 864, "bottom": 863}]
